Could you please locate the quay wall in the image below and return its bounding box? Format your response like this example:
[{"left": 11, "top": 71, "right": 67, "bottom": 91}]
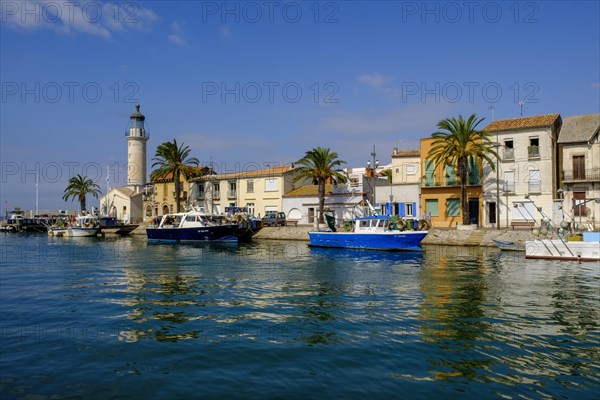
[{"left": 130, "top": 223, "right": 539, "bottom": 247}]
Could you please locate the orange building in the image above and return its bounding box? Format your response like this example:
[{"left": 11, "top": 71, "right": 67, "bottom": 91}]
[{"left": 419, "top": 138, "right": 483, "bottom": 228}]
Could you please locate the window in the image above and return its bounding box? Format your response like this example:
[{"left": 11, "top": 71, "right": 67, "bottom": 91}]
[
  {"left": 425, "top": 159, "right": 435, "bottom": 186},
  {"left": 528, "top": 137, "right": 540, "bottom": 158},
  {"left": 445, "top": 163, "right": 456, "bottom": 185},
  {"left": 405, "top": 202, "right": 413, "bottom": 217},
  {"left": 528, "top": 170, "right": 541, "bottom": 192},
  {"left": 247, "top": 180, "right": 254, "bottom": 193},
  {"left": 213, "top": 183, "right": 220, "bottom": 198},
  {"left": 446, "top": 199, "right": 460, "bottom": 216},
  {"left": 573, "top": 155, "right": 585, "bottom": 180},
  {"left": 504, "top": 139, "right": 514, "bottom": 160},
  {"left": 425, "top": 199, "right": 439, "bottom": 217},
  {"left": 247, "top": 203, "right": 255, "bottom": 216},
  {"left": 468, "top": 157, "right": 479, "bottom": 185},
  {"left": 504, "top": 171, "right": 515, "bottom": 193},
  {"left": 488, "top": 202, "right": 496, "bottom": 224},
  {"left": 265, "top": 178, "right": 278, "bottom": 192}
]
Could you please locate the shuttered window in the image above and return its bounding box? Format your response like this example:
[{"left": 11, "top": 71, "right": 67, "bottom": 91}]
[
  {"left": 425, "top": 199, "right": 439, "bottom": 217},
  {"left": 446, "top": 198, "right": 460, "bottom": 216}
]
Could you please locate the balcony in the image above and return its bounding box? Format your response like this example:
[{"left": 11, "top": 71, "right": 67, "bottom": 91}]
[
  {"left": 421, "top": 174, "right": 480, "bottom": 187},
  {"left": 503, "top": 148, "right": 514, "bottom": 161},
  {"left": 227, "top": 190, "right": 237, "bottom": 199},
  {"left": 562, "top": 168, "right": 600, "bottom": 183},
  {"left": 528, "top": 145, "right": 540, "bottom": 159}
]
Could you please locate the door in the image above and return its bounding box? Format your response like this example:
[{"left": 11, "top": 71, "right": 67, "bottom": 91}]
[
  {"left": 468, "top": 198, "right": 479, "bottom": 226},
  {"left": 573, "top": 156, "right": 585, "bottom": 180},
  {"left": 573, "top": 191, "right": 586, "bottom": 217},
  {"left": 488, "top": 202, "right": 496, "bottom": 225}
]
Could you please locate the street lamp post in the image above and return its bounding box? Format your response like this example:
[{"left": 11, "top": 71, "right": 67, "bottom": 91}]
[
  {"left": 493, "top": 141, "right": 502, "bottom": 230},
  {"left": 367, "top": 145, "right": 379, "bottom": 213}
]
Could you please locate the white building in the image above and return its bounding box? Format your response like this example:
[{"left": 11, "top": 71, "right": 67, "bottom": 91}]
[
  {"left": 100, "top": 105, "right": 149, "bottom": 223},
  {"left": 482, "top": 114, "right": 562, "bottom": 228},
  {"left": 557, "top": 114, "right": 600, "bottom": 230},
  {"left": 374, "top": 149, "right": 421, "bottom": 218}
]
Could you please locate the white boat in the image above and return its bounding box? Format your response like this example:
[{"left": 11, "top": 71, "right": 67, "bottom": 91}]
[
  {"left": 48, "top": 214, "right": 100, "bottom": 237},
  {"left": 526, "top": 232, "right": 600, "bottom": 262}
]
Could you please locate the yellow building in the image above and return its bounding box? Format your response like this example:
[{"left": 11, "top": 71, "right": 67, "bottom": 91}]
[
  {"left": 420, "top": 138, "right": 483, "bottom": 228},
  {"left": 190, "top": 166, "right": 304, "bottom": 216},
  {"left": 143, "top": 166, "right": 210, "bottom": 217}
]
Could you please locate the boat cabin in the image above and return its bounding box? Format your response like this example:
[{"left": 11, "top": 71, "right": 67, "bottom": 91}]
[{"left": 355, "top": 216, "right": 391, "bottom": 233}]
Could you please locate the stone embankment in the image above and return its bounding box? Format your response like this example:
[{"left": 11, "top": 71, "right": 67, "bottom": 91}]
[
  {"left": 254, "top": 226, "right": 538, "bottom": 247},
  {"left": 129, "top": 223, "right": 539, "bottom": 247}
]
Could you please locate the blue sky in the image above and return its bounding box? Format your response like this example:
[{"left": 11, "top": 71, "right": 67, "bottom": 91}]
[{"left": 1, "top": 0, "right": 599, "bottom": 211}]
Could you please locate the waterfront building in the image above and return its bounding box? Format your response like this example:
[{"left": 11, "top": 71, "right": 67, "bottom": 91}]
[
  {"left": 282, "top": 171, "right": 368, "bottom": 225},
  {"left": 100, "top": 105, "right": 149, "bottom": 223},
  {"left": 374, "top": 149, "right": 421, "bottom": 218},
  {"left": 482, "top": 114, "right": 562, "bottom": 228},
  {"left": 557, "top": 114, "right": 600, "bottom": 230},
  {"left": 189, "top": 166, "right": 301, "bottom": 216},
  {"left": 419, "top": 137, "right": 483, "bottom": 228},
  {"left": 144, "top": 166, "right": 211, "bottom": 217}
]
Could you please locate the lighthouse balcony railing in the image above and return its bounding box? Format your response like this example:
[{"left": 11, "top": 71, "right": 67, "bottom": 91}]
[{"left": 125, "top": 131, "right": 150, "bottom": 139}]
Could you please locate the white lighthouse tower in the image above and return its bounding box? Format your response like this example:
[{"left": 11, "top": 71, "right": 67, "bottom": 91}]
[{"left": 126, "top": 104, "right": 149, "bottom": 192}]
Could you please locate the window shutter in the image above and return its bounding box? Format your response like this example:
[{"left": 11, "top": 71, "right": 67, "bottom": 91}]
[{"left": 399, "top": 202, "right": 406, "bottom": 217}]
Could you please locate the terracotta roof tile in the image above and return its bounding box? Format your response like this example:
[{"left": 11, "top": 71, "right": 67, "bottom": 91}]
[
  {"left": 484, "top": 113, "right": 561, "bottom": 132},
  {"left": 284, "top": 184, "right": 353, "bottom": 197},
  {"left": 194, "top": 165, "right": 293, "bottom": 181}
]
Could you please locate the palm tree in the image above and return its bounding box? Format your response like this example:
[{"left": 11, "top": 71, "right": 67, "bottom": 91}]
[
  {"left": 62, "top": 174, "right": 102, "bottom": 211},
  {"left": 150, "top": 139, "right": 200, "bottom": 213},
  {"left": 294, "top": 147, "right": 348, "bottom": 227},
  {"left": 428, "top": 114, "right": 498, "bottom": 225}
]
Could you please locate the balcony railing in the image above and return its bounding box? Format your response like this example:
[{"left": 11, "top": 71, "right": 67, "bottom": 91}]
[
  {"left": 421, "top": 174, "right": 480, "bottom": 187},
  {"left": 227, "top": 190, "right": 237, "bottom": 198},
  {"left": 198, "top": 192, "right": 205, "bottom": 200},
  {"left": 562, "top": 168, "right": 600, "bottom": 182},
  {"left": 503, "top": 183, "right": 515, "bottom": 193},
  {"left": 528, "top": 145, "right": 540, "bottom": 159},
  {"left": 503, "top": 148, "right": 514, "bottom": 161}
]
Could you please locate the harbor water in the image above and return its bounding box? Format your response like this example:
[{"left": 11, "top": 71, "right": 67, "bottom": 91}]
[{"left": 1, "top": 234, "right": 599, "bottom": 399}]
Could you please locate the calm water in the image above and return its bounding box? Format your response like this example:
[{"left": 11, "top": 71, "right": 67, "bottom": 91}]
[{"left": 0, "top": 234, "right": 599, "bottom": 399}]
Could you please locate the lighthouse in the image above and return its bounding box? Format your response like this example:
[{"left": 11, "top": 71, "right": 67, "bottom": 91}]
[{"left": 126, "top": 104, "right": 149, "bottom": 191}]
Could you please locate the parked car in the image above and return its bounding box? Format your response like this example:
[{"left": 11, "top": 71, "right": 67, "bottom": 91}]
[{"left": 262, "top": 211, "right": 286, "bottom": 227}]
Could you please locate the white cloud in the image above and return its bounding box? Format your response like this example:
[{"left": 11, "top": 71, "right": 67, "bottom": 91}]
[
  {"left": 168, "top": 21, "right": 186, "bottom": 46},
  {"left": 358, "top": 74, "right": 389, "bottom": 88},
  {"left": 1, "top": 1, "right": 158, "bottom": 38},
  {"left": 317, "top": 103, "right": 455, "bottom": 137}
]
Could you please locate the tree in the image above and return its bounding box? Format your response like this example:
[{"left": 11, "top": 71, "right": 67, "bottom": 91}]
[
  {"left": 428, "top": 114, "right": 498, "bottom": 225},
  {"left": 62, "top": 174, "right": 101, "bottom": 211},
  {"left": 150, "top": 139, "right": 200, "bottom": 213},
  {"left": 294, "top": 147, "right": 348, "bottom": 227}
]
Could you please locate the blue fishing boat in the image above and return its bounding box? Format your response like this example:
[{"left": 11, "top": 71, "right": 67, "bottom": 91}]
[{"left": 308, "top": 215, "right": 427, "bottom": 251}]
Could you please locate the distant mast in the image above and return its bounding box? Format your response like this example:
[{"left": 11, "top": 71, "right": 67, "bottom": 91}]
[{"left": 125, "top": 104, "right": 149, "bottom": 193}]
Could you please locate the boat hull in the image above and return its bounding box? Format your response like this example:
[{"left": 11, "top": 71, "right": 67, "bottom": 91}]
[
  {"left": 308, "top": 231, "right": 427, "bottom": 251},
  {"left": 100, "top": 224, "right": 139, "bottom": 235},
  {"left": 146, "top": 224, "right": 240, "bottom": 243},
  {"left": 48, "top": 227, "right": 99, "bottom": 237},
  {"left": 525, "top": 239, "right": 600, "bottom": 261}
]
